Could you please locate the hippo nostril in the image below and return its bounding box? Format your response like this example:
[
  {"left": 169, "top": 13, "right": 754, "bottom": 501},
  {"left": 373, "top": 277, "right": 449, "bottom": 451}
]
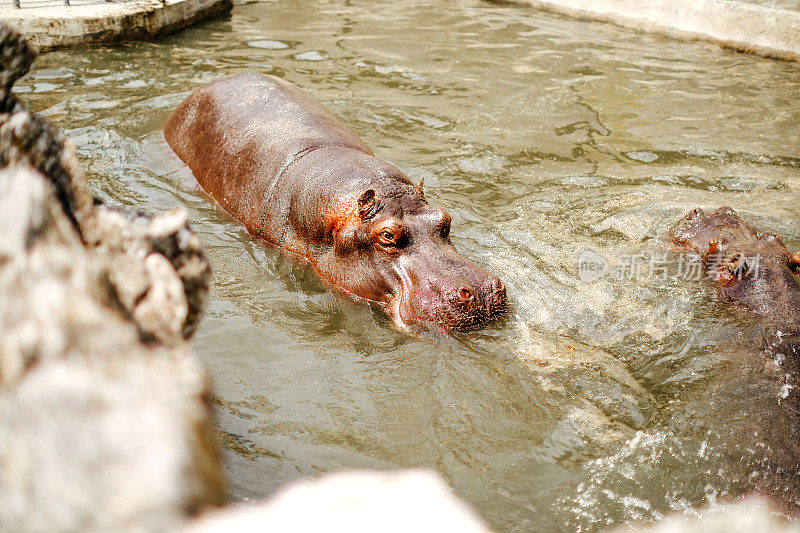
[
  {"left": 494, "top": 278, "right": 505, "bottom": 293},
  {"left": 485, "top": 277, "right": 505, "bottom": 295},
  {"left": 484, "top": 277, "right": 509, "bottom": 314},
  {"left": 457, "top": 287, "right": 474, "bottom": 301}
]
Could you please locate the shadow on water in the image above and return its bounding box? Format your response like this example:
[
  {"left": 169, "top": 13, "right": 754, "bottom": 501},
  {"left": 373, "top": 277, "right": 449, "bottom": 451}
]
[{"left": 19, "top": 0, "right": 800, "bottom": 530}]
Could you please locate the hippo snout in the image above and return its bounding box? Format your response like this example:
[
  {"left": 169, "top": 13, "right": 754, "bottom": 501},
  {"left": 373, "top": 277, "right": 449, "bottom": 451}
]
[
  {"left": 416, "top": 271, "right": 509, "bottom": 331},
  {"left": 447, "top": 275, "right": 507, "bottom": 307}
]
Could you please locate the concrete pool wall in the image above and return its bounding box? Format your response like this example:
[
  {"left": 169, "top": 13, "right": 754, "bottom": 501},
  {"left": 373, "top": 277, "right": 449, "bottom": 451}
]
[
  {"left": 2, "top": 0, "right": 799, "bottom": 61},
  {"left": 0, "top": 0, "right": 231, "bottom": 50},
  {"left": 496, "top": 0, "right": 800, "bottom": 61}
]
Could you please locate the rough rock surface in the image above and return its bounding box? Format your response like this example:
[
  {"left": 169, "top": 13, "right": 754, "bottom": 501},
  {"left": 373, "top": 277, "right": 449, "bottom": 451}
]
[
  {"left": 0, "top": 22, "right": 224, "bottom": 532},
  {"left": 184, "top": 470, "right": 491, "bottom": 533},
  {"left": 1, "top": 20, "right": 211, "bottom": 344},
  {"left": 83, "top": 203, "right": 211, "bottom": 344},
  {"left": 0, "top": 24, "right": 90, "bottom": 230}
]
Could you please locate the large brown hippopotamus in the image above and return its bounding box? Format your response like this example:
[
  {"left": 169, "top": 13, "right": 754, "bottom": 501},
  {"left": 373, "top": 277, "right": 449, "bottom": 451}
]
[
  {"left": 669, "top": 206, "right": 800, "bottom": 326},
  {"left": 163, "top": 72, "right": 508, "bottom": 332},
  {"left": 670, "top": 208, "right": 800, "bottom": 510}
]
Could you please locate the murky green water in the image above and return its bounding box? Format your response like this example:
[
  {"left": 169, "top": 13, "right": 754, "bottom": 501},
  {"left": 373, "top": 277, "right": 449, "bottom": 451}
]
[{"left": 19, "top": 1, "right": 800, "bottom": 530}]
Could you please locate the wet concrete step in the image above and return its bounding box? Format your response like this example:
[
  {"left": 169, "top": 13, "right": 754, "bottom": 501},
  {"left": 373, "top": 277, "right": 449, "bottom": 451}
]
[{"left": 0, "top": 0, "right": 232, "bottom": 49}]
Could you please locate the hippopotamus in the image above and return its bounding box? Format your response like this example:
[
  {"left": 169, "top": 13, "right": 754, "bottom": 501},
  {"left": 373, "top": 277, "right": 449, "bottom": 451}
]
[
  {"left": 670, "top": 208, "right": 800, "bottom": 510},
  {"left": 669, "top": 206, "right": 800, "bottom": 326},
  {"left": 163, "top": 72, "right": 508, "bottom": 332}
]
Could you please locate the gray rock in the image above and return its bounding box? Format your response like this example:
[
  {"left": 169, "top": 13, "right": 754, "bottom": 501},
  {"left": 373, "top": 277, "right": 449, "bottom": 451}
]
[
  {"left": 0, "top": 28, "right": 91, "bottom": 232},
  {"left": 0, "top": 22, "right": 225, "bottom": 533},
  {"left": 82, "top": 203, "right": 211, "bottom": 344},
  {"left": 0, "top": 0, "right": 233, "bottom": 51},
  {"left": 0, "top": 21, "right": 211, "bottom": 346},
  {"left": 497, "top": 0, "right": 800, "bottom": 62},
  {"left": 0, "top": 165, "right": 226, "bottom": 532},
  {"left": 0, "top": 356, "right": 223, "bottom": 533},
  {"left": 184, "top": 470, "right": 491, "bottom": 533}
]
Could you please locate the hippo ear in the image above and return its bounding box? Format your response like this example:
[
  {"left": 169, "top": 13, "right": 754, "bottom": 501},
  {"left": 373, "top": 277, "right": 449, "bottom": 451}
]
[
  {"left": 357, "top": 189, "right": 377, "bottom": 219},
  {"left": 790, "top": 252, "right": 800, "bottom": 274}
]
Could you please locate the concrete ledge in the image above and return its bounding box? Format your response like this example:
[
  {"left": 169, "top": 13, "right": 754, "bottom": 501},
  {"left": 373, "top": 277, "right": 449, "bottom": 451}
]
[
  {"left": 0, "top": 0, "right": 232, "bottom": 50},
  {"left": 496, "top": 0, "right": 800, "bottom": 61}
]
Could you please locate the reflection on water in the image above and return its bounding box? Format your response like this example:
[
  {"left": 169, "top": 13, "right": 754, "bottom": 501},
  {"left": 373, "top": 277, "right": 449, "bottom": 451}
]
[{"left": 20, "top": 0, "right": 800, "bottom": 530}]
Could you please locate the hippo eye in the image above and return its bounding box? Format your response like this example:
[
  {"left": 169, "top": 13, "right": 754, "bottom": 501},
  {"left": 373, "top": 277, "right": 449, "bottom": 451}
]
[
  {"left": 378, "top": 229, "right": 397, "bottom": 246},
  {"left": 375, "top": 223, "right": 406, "bottom": 249}
]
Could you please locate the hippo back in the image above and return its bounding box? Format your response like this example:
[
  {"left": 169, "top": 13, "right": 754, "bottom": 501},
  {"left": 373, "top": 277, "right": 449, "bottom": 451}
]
[{"left": 163, "top": 72, "right": 373, "bottom": 239}]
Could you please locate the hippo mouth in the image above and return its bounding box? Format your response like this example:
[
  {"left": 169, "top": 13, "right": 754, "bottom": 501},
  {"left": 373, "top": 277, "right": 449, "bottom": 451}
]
[{"left": 390, "top": 258, "right": 510, "bottom": 332}]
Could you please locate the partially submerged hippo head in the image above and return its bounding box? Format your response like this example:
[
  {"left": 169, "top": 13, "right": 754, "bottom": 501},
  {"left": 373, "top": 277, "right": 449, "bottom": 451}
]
[
  {"left": 316, "top": 165, "right": 509, "bottom": 332},
  {"left": 669, "top": 206, "right": 800, "bottom": 322}
]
